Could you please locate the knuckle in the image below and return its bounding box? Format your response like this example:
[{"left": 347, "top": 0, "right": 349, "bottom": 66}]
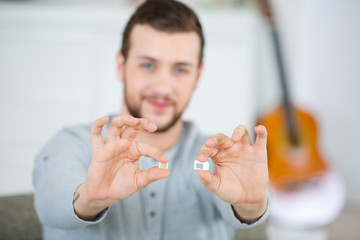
[
  {"left": 235, "top": 125, "right": 247, "bottom": 131},
  {"left": 237, "top": 126, "right": 248, "bottom": 135},
  {"left": 215, "top": 133, "right": 226, "bottom": 139},
  {"left": 125, "top": 114, "right": 133, "bottom": 119},
  {"left": 119, "top": 114, "right": 132, "bottom": 122}
]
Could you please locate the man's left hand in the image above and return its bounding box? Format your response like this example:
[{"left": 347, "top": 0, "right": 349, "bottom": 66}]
[{"left": 197, "top": 125, "right": 268, "bottom": 223}]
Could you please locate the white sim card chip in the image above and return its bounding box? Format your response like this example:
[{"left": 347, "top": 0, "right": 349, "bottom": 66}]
[
  {"left": 159, "top": 162, "right": 168, "bottom": 169},
  {"left": 194, "top": 160, "right": 209, "bottom": 170}
]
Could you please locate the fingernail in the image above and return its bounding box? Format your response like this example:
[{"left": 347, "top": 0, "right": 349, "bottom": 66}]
[
  {"left": 162, "top": 154, "right": 168, "bottom": 162},
  {"left": 148, "top": 122, "right": 157, "bottom": 129}
]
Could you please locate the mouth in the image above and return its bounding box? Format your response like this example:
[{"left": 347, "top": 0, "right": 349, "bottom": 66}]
[{"left": 145, "top": 97, "right": 172, "bottom": 111}]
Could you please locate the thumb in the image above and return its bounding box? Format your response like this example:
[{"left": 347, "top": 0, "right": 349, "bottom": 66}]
[
  {"left": 197, "top": 171, "right": 220, "bottom": 194},
  {"left": 136, "top": 167, "right": 170, "bottom": 189}
]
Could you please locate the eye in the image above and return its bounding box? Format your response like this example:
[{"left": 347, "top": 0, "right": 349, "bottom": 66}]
[
  {"left": 142, "top": 63, "right": 154, "bottom": 69},
  {"left": 175, "top": 67, "right": 186, "bottom": 74}
]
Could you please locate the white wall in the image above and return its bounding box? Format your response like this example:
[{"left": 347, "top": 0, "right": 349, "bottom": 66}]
[
  {"left": 295, "top": 0, "right": 360, "bottom": 206},
  {"left": 0, "top": 1, "right": 261, "bottom": 196}
]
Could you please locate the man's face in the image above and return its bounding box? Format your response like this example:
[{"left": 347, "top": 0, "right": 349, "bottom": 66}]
[{"left": 119, "top": 24, "right": 203, "bottom": 132}]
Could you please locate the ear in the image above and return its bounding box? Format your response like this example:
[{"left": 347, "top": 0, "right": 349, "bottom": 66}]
[
  {"left": 193, "top": 62, "right": 204, "bottom": 90},
  {"left": 116, "top": 51, "right": 125, "bottom": 82}
]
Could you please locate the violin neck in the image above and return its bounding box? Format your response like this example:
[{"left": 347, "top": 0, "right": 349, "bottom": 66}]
[
  {"left": 271, "top": 29, "right": 300, "bottom": 145},
  {"left": 259, "top": 0, "right": 300, "bottom": 145}
]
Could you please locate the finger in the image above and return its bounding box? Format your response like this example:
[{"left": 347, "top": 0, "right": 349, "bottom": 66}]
[
  {"left": 106, "top": 115, "right": 138, "bottom": 142},
  {"left": 197, "top": 134, "right": 233, "bottom": 162},
  {"left": 136, "top": 142, "right": 169, "bottom": 163},
  {"left": 91, "top": 116, "right": 109, "bottom": 147},
  {"left": 120, "top": 118, "right": 157, "bottom": 140},
  {"left": 197, "top": 146, "right": 217, "bottom": 162},
  {"left": 136, "top": 166, "right": 170, "bottom": 189},
  {"left": 205, "top": 133, "right": 234, "bottom": 149},
  {"left": 254, "top": 125, "right": 267, "bottom": 148},
  {"left": 197, "top": 170, "right": 220, "bottom": 194},
  {"left": 231, "top": 125, "right": 251, "bottom": 145}
]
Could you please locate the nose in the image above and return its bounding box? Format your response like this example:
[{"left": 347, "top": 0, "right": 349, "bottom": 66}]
[{"left": 151, "top": 68, "right": 172, "bottom": 96}]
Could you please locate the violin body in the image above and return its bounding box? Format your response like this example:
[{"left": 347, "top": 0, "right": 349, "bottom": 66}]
[{"left": 258, "top": 106, "right": 328, "bottom": 190}]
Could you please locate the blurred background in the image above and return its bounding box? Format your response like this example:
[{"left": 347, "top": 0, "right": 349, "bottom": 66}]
[{"left": 0, "top": 0, "right": 359, "bottom": 239}]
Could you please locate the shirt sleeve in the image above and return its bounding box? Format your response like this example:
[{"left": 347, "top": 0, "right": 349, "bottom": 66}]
[
  {"left": 33, "top": 126, "right": 109, "bottom": 229},
  {"left": 214, "top": 188, "right": 271, "bottom": 229}
]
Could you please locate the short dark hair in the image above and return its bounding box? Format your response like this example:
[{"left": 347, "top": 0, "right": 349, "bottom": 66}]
[{"left": 121, "top": 0, "right": 205, "bottom": 64}]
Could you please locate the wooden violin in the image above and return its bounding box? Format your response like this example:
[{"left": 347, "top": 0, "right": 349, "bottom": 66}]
[{"left": 256, "top": 0, "right": 328, "bottom": 191}]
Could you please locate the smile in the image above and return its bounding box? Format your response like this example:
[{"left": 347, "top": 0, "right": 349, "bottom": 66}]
[{"left": 146, "top": 98, "right": 172, "bottom": 110}]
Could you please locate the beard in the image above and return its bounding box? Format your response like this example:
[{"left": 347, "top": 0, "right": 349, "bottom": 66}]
[{"left": 123, "top": 84, "right": 184, "bottom": 133}]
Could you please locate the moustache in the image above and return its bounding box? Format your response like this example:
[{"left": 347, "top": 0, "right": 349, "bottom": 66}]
[{"left": 142, "top": 95, "right": 175, "bottom": 105}]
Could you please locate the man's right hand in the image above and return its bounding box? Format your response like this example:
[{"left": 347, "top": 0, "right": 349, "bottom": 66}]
[{"left": 73, "top": 115, "right": 169, "bottom": 220}]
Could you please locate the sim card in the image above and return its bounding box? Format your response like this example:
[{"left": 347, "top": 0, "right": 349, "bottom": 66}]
[
  {"left": 158, "top": 162, "right": 168, "bottom": 169},
  {"left": 194, "top": 160, "right": 209, "bottom": 171}
]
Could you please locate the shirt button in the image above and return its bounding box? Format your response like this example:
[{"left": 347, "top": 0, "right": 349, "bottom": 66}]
[
  {"left": 150, "top": 192, "right": 156, "bottom": 198},
  {"left": 150, "top": 211, "right": 156, "bottom": 217}
]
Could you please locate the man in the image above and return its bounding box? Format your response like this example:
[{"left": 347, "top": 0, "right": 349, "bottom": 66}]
[{"left": 33, "top": 0, "right": 270, "bottom": 239}]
